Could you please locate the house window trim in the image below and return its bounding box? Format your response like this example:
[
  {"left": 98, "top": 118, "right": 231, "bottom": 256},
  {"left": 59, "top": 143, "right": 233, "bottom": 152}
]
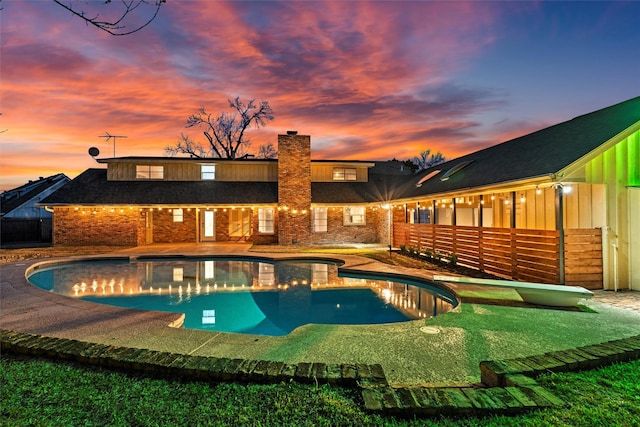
[
  {"left": 258, "top": 208, "right": 275, "bottom": 234},
  {"left": 136, "top": 165, "right": 164, "bottom": 180},
  {"left": 333, "top": 167, "right": 357, "bottom": 181},
  {"left": 201, "top": 164, "right": 216, "bottom": 180},
  {"left": 173, "top": 208, "right": 184, "bottom": 223},
  {"left": 313, "top": 207, "right": 328, "bottom": 233},
  {"left": 343, "top": 206, "right": 366, "bottom": 225}
]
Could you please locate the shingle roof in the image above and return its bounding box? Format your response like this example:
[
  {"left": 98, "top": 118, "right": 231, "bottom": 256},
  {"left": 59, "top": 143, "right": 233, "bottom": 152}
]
[
  {"left": 404, "top": 96, "right": 640, "bottom": 198},
  {"left": 40, "top": 169, "right": 279, "bottom": 205},
  {"left": 40, "top": 169, "right": 407, "bottom": 205},
  {"left": 1, "top": 174, "right": 69, "bottom": 215}
]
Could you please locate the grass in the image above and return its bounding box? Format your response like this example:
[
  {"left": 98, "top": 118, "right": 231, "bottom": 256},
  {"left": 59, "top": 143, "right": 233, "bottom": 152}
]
[{"left": 1, "top": 354, "right": 639, "bottom": 426}]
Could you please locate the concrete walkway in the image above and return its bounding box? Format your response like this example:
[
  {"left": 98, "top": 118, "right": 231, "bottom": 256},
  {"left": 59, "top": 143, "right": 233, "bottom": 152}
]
[{"left": 2, "top": 243, "right": 640, "bottom": 386}]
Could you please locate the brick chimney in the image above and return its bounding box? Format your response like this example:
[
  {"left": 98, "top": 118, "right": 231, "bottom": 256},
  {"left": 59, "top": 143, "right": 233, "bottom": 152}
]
[{"left": 277, "top": 131, "right": 311, "bottom": 244}]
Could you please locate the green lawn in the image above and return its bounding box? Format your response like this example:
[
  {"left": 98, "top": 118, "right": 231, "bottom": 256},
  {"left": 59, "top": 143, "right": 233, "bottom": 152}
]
[{"left": 2, "top": 354, "right": 639, "bottom": 426}]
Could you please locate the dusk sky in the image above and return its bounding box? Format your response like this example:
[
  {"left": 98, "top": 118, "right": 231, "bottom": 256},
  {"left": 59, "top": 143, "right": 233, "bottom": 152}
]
[{"left": 1, "top": 1, "right": 639, "bottom": 191}]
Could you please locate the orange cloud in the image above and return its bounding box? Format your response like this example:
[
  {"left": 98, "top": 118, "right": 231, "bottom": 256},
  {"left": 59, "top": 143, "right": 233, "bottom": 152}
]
[{"left": 2, "top": 1, "right": 637, "bottom": 191}]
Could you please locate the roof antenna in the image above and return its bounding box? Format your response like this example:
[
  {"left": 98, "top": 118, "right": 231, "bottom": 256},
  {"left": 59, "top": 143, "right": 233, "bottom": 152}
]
[{"left": 99, "top": 132, "right": 127, "bottom": 157}]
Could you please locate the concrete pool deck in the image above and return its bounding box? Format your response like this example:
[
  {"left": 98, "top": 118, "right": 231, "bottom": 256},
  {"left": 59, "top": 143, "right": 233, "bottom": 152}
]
[{"left": 2, "top": 243, "right": 640, "bottom": 386}]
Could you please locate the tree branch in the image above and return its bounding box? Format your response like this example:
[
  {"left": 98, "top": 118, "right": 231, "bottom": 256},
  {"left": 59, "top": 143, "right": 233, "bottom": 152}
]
[{"left": 52, "top": 0, "right": 166, "bottom": 36}]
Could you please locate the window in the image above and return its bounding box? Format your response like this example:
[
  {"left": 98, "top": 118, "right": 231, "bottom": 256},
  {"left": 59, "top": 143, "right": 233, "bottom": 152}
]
[
  {"left": 344, "top": 206, "right": 365, "bottom": 225},
  {"left": 201, "top": 165, "right": 216, "bottom": 180},
  {"left": 415, "top": 170, "right": 441, "bottom": 187},
  {"left": 172, "top": 208, "right": 183, "bottom": 223},
  {"left": 136, "top": 165, "right": 164, "bottom": 179},
  {"left": 229, "top": 209, "right": 251, "bottom": 237},
  {"left": 333, "top": 168, "right": 357, "bottom": 181},
  {"left": 258, "top": 208, "right": 274, "bottom": 234},
  {"left": 173, "top": 268, "right": 183, "bottom": 282},
  {"left": 313, "top": 207, "right": 328, "bottom": 232},
  {"left": 440, "top": 161, "right": 473, "bottom": 182}
]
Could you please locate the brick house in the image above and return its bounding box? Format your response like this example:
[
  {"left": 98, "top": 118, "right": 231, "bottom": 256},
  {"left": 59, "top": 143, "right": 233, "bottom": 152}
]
[
  {"left": 41, "top": 97, "right": 640, "bottom": 290},
  {"left": 41, "top": 131, "right": 410, "bottom": 247}
]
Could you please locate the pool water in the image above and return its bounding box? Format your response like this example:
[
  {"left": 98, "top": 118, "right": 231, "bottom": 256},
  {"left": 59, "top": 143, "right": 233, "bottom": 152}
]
[{"left": 28, "top": 257, "right": 457, "bottom": 336}]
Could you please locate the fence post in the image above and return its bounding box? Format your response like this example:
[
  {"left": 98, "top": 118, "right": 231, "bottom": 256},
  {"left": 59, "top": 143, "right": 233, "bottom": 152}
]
[
  {"left": 511, "top": 228, "right": 518, "bottom": 280},
  {"left": 478, "top": 227, "right": 484, "bottom": 272}
]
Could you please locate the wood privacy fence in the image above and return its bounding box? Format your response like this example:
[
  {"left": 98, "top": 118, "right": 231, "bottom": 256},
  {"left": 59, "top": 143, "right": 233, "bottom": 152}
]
[
  {"left": 393, "top": 223, "right": 603, "bottom": 289},
  {"left": 0, "top": 218, "right": 52, "bottom": 245}
]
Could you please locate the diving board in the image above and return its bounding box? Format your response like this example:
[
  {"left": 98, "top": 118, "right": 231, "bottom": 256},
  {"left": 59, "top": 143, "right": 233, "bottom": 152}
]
[{"left": 433, "top": 275, "right": 594, "bottom": 307}]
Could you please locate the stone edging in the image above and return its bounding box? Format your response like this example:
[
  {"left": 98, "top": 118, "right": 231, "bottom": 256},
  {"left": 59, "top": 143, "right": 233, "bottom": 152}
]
[
  {"left": 362, "top": 334, "right": 640, "bottom": 417},
  {"left": 0, "top": 330, "right": 386, "bottom": 388},
  {"left": 2, "top": 329, "right": 639, "bottom": 418}
]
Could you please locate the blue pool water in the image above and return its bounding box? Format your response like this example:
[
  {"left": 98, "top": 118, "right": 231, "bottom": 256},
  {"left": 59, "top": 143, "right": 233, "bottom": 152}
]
[{"left": 28, "top": 257, "right": 457, "bottom": 336}]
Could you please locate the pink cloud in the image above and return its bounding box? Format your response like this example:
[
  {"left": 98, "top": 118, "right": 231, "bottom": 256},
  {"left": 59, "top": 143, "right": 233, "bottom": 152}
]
[{"left": 4, "top": 1, "right": 632, "bottom": 192}]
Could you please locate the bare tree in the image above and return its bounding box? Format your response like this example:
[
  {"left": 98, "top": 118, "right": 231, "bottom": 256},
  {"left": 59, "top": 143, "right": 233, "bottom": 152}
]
[
  {"left": 166, "top": 97, "right": 274, "bottom": 159},
  {"left": 411, "top": 149, "right": 446, "bottom": 171},
  {"left": 52, "top": 0, "right": 166, "bottom": 36},
  {"left": 257, "top": 142, "right": 277, "bottom": 159}
]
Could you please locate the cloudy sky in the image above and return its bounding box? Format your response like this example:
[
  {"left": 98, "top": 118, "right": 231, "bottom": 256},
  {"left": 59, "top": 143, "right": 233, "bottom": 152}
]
[{"left": 1, "top": 1, "right": 638, "bottom": 191}]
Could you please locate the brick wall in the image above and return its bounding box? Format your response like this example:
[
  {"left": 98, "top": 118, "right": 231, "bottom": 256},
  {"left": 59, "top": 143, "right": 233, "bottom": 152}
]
[
  {"left": 53, "top": 207, "right": 140, "bottom": 246},
  {"left": 310, "top": 206, "right": 386, "bottom": 244},
  {"left": 152, "top": 208, "right": 197, "bottom": 243},
  {"left": 277, "top": 132, "right": 312, "bottom": 244},
  {"left": 251, "top": 209, "right": 279, "bottom": 245}
]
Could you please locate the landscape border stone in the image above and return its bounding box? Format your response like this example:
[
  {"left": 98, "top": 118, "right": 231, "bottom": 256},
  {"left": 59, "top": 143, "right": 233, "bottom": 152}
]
[{"left": 1, "top": 329, "right": 639, "bottom": 418}]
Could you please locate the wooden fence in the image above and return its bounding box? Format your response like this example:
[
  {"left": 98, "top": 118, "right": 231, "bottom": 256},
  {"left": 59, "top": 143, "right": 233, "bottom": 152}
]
[
  {"left": 564, "top": 228, "right": 603, "bottom": 289},
  {"left": 393, "top": 223, "right": 603, "bottom": 289},
  {"left": 0, "top": 218, "right": 52, "bottom": 246}
]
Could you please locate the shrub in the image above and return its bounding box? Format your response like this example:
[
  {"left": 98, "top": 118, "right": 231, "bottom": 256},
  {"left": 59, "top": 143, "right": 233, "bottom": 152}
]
[{"left": 447, "top": 252, "right": 458, "bottom": 266}]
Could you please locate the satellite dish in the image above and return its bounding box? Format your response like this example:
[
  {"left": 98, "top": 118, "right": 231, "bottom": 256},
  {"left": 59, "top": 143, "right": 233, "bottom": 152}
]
[{"left": 88, "top": 147, "right": 100, "bottom": 157}]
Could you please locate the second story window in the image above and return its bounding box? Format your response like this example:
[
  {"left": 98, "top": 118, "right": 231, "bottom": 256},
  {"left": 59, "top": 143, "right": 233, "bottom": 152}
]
[
  {"left": 136, "top": 165, "right": 164, "bottom": 179},
  {"left": 333, "top": 168, "right": 357, "bottom": 181},
  {"left": 201, "top": 165, "right": 216, "bottom": 180}
]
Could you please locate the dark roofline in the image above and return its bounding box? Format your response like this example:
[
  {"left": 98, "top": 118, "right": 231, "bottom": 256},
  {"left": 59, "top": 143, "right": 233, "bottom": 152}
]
[
  {"left": 96, "top": 156, "right": 376, "bottom": 166},
  {"left": 404, "top": 96, "right": 640, "bottom": 198}
]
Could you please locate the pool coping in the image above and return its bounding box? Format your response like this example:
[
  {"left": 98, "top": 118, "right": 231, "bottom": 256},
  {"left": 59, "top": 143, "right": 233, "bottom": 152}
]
[{"left": 3, "top": 328, "right": 639, "bottom": 417}]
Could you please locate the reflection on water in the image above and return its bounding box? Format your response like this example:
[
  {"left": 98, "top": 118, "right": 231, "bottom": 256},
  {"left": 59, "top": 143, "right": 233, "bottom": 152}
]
[{"left": 28, "top": 258, "right": 457, "bottom": 336}]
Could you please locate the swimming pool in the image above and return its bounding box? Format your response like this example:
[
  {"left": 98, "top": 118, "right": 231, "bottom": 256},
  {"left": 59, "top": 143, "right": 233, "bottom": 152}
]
[{"left": 27, "top": 257, "right": 457, "bottom": 336}]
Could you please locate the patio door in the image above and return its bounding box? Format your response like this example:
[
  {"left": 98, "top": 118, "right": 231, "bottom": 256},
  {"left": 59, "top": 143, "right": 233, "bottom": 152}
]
[
  {"left": 145, "top": 210, "right": 153, "bottom": 244},
  {"left": 201, "top": 210, "right": 216, "bottom": 241}
]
